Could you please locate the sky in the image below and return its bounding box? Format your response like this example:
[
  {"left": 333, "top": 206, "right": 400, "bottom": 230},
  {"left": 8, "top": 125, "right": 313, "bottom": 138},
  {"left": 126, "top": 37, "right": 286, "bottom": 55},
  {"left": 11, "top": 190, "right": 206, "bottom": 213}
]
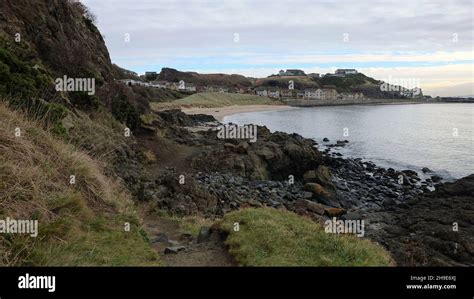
[{"left": 83, "top": 0, "right": 473, "bottom": 97}]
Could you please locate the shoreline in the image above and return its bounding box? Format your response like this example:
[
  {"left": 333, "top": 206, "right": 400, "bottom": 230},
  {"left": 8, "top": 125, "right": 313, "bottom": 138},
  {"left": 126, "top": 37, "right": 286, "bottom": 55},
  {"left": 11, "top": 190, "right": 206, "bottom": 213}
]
[
  {"left": 181, "top": 104, "right": 295, "bottom": 122},
  {"left": 179, "top": 100, "right": 471, "bottom": 122},
  {"left": 146, "top": 109, "right": 474, "bottom": 266}
]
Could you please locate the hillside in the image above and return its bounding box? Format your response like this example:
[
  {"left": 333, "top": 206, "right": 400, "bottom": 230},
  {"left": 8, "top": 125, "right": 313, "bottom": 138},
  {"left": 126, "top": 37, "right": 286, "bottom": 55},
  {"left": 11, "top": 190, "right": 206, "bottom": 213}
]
[
  {"left": 150, "top": 67, "right": 410, "bottom": 99},
  {"left": 256, "top": 73, "right": 396, "bottom": 98},
  {"left": 255, "top": 76, "right": 320, "bottom": 90},
  {"left": 0, "top": 0, "right": 160, "bottom": 265},
  {"left": 157, "top": 67, "right": 253, "bottom": 88},
  {"left": 0, "top": 102, "right": 158, "bottom": 265},
  {"left": 0, "top": 0, "right": 116, "bottom": 82}
]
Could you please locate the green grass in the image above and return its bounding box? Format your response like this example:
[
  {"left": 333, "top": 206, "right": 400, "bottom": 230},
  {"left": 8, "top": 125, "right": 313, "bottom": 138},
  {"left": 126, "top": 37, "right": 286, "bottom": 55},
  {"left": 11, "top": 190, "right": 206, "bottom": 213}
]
[
  {"left": 217, "top": 208, "right": 393, "bottom": 266},
  {"left": 150, "top": 92, "right": 282, "bottom": 109},
  {"left": 25, "top": 216, "right": 159, "bottom": 266}
]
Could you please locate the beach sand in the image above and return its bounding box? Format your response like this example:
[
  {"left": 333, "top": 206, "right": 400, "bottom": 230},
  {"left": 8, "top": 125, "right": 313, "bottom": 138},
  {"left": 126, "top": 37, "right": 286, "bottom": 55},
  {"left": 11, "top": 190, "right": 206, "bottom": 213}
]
[{"left": 181, "top": 105, "right": 295, "bottom": 122}]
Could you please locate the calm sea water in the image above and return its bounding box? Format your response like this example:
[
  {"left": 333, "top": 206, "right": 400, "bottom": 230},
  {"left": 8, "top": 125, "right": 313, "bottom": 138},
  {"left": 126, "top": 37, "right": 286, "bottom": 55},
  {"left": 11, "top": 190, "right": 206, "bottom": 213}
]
[{"left": 224, "top": 103, "right": 474, "bottom": 180}]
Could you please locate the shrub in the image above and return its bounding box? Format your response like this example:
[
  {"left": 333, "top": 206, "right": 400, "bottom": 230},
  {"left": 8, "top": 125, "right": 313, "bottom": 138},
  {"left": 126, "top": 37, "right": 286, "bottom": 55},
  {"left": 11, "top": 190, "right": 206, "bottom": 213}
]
[
  {"left": 111, "top": 94, "right": 140, "bottom": 130},
  {"left": 69, "top": 91, "right": 100, "bottom": 110}
]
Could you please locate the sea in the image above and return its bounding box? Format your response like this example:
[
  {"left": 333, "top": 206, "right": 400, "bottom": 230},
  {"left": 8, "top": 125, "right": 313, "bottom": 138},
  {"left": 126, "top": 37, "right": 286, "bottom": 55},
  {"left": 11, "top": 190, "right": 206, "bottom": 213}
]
[{"left": 224, "top": 103, "right": 474, "bottom": 180}]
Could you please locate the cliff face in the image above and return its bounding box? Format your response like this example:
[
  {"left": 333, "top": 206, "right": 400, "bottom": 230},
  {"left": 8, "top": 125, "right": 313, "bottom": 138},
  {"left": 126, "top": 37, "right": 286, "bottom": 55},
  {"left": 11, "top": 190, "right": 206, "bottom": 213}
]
[
  {"left": 0, "top": 0, "right": 115, "bottom": 81},
  {"left": 0, "top": 0, "right": 151, "bottom": 130}
]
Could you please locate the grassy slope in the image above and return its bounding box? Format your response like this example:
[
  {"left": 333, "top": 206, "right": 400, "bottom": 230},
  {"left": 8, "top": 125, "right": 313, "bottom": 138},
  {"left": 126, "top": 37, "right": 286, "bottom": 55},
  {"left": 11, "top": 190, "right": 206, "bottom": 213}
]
[
  {"left": 150, "top": 92, "right": 282, "bottom": 109},
  {"left": 0, "top": 102, "right": 158, "bottom": 266},
  {"left": 217, "top": 208, "right": 393, "bottom": 266}
]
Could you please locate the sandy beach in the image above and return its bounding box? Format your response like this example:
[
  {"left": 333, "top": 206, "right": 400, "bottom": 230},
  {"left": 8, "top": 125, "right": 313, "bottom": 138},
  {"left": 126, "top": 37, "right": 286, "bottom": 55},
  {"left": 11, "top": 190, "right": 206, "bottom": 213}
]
[{"left": 181, "top": 105, "right": 295, "bottom": 121}]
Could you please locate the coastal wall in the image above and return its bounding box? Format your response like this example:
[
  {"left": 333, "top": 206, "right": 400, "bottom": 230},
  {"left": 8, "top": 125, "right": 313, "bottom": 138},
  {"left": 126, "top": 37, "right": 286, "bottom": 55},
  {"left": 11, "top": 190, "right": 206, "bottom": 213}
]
[{"left": 286, "top": 98, "right": 427, "bottom": 107}]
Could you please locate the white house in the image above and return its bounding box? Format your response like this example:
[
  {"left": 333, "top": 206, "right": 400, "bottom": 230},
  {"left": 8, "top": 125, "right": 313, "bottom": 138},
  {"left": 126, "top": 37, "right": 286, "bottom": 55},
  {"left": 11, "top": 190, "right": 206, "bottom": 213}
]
[
  {"left": 256, "top": 89, "right": 268, "bottom": 97},
  {"left": 185, "top": 84, "right": 196, "bottom": 92},
  {"left": 304, "top": 88, "right": 325, "bottom": 100},
  {"left": 118, "top": 79, "right": 150, "bottom": 87},
  {"left": 335, "top": 69, "right": 358, "bottom": 76},
  {"left": 268, "top": 89, "right": 280, "bottom": 98}
]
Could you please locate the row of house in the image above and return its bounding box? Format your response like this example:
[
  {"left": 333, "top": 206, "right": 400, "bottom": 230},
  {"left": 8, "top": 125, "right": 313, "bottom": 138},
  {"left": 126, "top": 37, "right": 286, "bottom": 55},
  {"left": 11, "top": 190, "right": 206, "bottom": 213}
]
[
  {"left": 117, "top": 79, "right": 196, "bottom": 91},
  {"left": 255, "top": 85, "right": 365, "bottom": 101},
  {"left": 118, "top": 79, "right": 240, "bottom": 93},
  {"left": 304, "top": 86, "right": 338, "bottom": 100}
]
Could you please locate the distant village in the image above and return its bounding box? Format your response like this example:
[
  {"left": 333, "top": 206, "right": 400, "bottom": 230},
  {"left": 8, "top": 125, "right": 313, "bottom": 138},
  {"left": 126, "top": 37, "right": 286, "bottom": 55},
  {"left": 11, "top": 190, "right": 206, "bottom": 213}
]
[{"left": 117, "top": 68, "right": 422, "bottom": 100}]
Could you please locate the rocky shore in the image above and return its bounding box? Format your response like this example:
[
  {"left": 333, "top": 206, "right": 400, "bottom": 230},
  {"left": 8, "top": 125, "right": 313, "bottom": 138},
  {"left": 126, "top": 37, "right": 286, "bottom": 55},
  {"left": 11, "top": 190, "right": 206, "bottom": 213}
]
[{"left": 136, "top": 109, "right": 473, "bottom": 266}]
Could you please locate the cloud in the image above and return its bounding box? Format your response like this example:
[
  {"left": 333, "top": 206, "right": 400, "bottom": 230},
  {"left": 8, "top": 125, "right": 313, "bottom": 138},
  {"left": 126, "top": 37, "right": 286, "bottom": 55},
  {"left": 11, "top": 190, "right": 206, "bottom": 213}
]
[{"left": 82, "top": 0, "right": 473, "bottom": 96}]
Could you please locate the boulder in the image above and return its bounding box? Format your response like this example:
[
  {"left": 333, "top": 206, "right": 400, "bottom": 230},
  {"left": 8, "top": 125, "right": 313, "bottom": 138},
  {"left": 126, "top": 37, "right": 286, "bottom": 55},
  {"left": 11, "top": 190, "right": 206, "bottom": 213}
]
[
  {"left": 164, "top": 246, "right": 186, "bottom": 254},
  {"left": 431, "top": 175, "right": 443, "bottom": 183},
  {"left": 314, "top": 165, "right": 336, "bottom": 192},
  {"left": 317, "top": 196, "right": 341, "bottom": 208},
  {"left": 303, "top": 183, "right": 331, "bottom": 198},
  {"left": 293, "top": 199, "right": 326, "bottom": 215},
  {"left": 422, "top": 167, "right": 432, "bottom": 173},
  {"left": 303, "top": 170, "right": 317, "bottom": 183},
  {"left": 255, "top": 146, "right": 276, "bottom": 160}
]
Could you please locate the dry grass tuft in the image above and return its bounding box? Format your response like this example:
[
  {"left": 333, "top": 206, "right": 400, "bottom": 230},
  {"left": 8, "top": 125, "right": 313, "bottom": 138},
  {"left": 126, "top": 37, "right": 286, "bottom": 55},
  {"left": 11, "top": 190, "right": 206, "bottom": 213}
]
[{"left": 0, "top": 102, "right": 158, "bottom": 266}]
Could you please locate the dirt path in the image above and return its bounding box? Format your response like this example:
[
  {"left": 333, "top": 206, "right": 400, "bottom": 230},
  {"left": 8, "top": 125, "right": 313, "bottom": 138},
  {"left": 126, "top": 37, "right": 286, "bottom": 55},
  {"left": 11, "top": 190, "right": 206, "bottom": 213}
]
[{"left": 142, "top": 213, "right": 236, "bottom": 267}]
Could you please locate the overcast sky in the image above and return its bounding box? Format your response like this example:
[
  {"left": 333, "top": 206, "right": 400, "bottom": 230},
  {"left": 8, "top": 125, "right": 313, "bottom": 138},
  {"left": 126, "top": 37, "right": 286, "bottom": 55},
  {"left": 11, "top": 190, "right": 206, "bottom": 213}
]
[{"left": 83, "top": 0, "right": 473, "bottom": 96}]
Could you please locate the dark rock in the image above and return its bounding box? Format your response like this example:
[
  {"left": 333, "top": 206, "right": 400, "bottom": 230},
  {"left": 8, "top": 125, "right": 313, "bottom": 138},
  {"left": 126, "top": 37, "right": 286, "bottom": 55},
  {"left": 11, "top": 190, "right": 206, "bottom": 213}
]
[
  {"left": 303, "top": 170, "right": 317, "bottom": 183},
  {"left": 164, "top": 246, "right": 186, "bottom": 254},
  {"left": 402, "top": 169, "right": 418, "bottom": 177},
  {"left": 365, "top": 174, "right": 474, "bottom": 266},
  {"left": 422, "top": 167, "right": 432, "bottom": 173},
  {"left": 151, "top": 233, "right": 168, "bottom": 244},
  {"left": 342, "top": 211, "right": 362, "bottom": 220},
  {"left": 323, "top": 137, "right": 330, "bottom": 142},
  {"left": 292, "top": 199, "right": 326, "bottom": 215},
  {"left": 313, "top": 165, "right": 336, "bottom": 192},
  {"left": 316, "top": 196, "right": 341, "bottom": 208},
  {"left": 197, "top": 226, "right": 211, "bottom": 243},
  {"left": 431, "top": 175, "right": 443, "bottom": 183}
]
